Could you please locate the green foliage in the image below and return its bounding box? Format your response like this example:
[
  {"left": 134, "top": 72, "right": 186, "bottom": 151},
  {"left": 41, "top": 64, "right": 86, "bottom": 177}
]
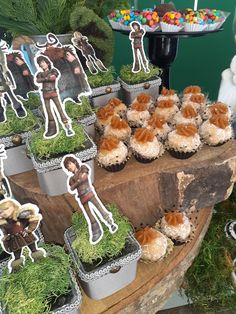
[
  {"left": 72, "top": 204, "right": 132, "bottom": 265},
  {"left": 65, "top": 96, "right": 93, "bottom": 119},
  {"left": 87, "top": 66, "right": 115, "bottom": 88},
  {"left": 22, "top": 92, "right": 42, "bottom": 111},
  {"left": 82, "top": 0, "right": 130, "bottom": 18},
  {"left": 0, "top": 244, "right": 71, "bottom": 314},
  {"left": 120, "top": 64, "right": 161, "bottom": 85},
  {"left": 0, "top": 0, "right": 79, "bottom": 36},
  {"left": 70, "top": 6, "right": 114, "bottom": 66},
  {"left": 0, "top": 108, "right": 40, "bottom": 137},
  {"left": 30, "top": 124, "right": 86, "bottom": 160},
  {"left": 184, "top": 184, "right": 236, "bottom": 312}
]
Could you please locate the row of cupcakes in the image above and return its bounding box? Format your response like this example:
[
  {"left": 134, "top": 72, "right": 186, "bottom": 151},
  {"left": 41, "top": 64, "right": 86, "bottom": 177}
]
[
  {"left": 108, "top": 8, "right": 228, "bottom": 33},
  {"left": 135, "top": 211, "right": 194, "bottom": 262}
]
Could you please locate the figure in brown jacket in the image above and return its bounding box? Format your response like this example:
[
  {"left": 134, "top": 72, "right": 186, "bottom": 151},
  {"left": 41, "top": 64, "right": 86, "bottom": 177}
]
[
  {"left": 0, "top": 199, "right": 46, "bottom": 272},
  {"left": 62, "top": 155, "right": 118, "bottom": 245}
]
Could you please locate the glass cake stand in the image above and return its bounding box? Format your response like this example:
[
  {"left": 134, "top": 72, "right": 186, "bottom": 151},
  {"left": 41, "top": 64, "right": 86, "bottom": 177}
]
[{"left": 114, "top": 28, "right": 223, "bottom": 88}]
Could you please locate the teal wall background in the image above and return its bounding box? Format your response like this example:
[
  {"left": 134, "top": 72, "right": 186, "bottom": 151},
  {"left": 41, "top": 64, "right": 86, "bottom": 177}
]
[{"left": 112, "top": 1, "right": 235, "bottom": 100}]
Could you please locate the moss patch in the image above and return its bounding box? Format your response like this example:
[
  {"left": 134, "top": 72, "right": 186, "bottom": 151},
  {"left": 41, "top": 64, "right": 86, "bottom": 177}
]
[
  {"left": 87, "top": 66, "right": 115, "bottom": 89},
  {"left": 65, "top": 96, "right": 93, "bottom": 120},
  {"left": 119, "top": 64, "right": 161, "bottom": 85}
]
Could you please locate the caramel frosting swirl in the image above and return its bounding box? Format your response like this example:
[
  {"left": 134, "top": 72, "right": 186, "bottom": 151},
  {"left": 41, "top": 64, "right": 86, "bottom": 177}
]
[
  {"left": 190, "top": 94, "right": 205, "bottom": 104},
  {"left": 209, "top": 115, "right": 230, "bottom": 129},
  {"left": 108, "top": 98, "right": 122, "bottom": 107},
  {"left": 135, "top": 227, "right": 160, "bottom": 245},
  {"left": 164, "top": 212, "right": 184, "bottom": 226},
  {"left": 132, "top": 102, "right": 148, "bottom": 112},
  {"left": 99, "top": 136, "right": 120, "bottom": 152},
  {"left": 183, "top": 85, "right": 201, "bottom": 94},
  {"left": 148, "top": 114, "right": 166, "bottom": 129},
  {"left": 210, "top": 103, "right": 228, "bottom": 115},
  {"left": 161, "top": 87, "right": 175, "bottom": 96},
  {"left": 134, "top": 128, "right": 155, "bottom": 143},
  {"left": 176, "top": 124, "right": 198, "bottom": 137},
  {"left": 182, "top": 105, "right": 198, "bottom": 118},
  {"left": 157, "top": 100, "right": 175, "bottom": 108},
  {"left": 137, "top": 93, "right": 152, "bottom": 104},
  {"left": 96, "top": 106, "right": 114, "bottom": 120},
  {"left": 110, "top": 116, "right": 129, "bottom": 129}
]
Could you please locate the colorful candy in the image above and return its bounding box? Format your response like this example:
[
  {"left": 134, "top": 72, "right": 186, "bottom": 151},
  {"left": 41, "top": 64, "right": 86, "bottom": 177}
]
[{"left": 162, "top": 11, "right": 184, "bottom": 26}]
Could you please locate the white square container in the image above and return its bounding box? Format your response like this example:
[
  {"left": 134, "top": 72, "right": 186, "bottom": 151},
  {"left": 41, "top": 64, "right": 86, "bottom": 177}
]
[{"left": 91, "top": 81, "right": 121, "bottom": 108}]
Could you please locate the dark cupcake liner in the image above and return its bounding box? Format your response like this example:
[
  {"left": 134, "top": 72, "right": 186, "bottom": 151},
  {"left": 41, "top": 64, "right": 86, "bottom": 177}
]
[
  {"left": 168, "top": 149, "right": 196, "bottom": 160},
  {"left": 134, "top": 153, "right": 157, "bottom": 164}
]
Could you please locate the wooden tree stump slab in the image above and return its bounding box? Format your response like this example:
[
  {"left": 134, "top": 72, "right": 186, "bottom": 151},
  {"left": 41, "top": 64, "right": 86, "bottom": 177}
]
[
  {"left": 8, "top": 140, "right": 236, "bottom": 244},
  {"left": 79, "top": 207, "right": 212, "bottom": 314}
]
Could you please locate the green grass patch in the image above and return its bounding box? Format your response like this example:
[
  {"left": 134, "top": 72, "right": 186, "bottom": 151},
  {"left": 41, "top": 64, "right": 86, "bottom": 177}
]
[
  {"left": 0, "top": 244, "right": 71, "bottom": 314},
  {"left": 22, "top": 92, "right": 42, "bottom": 111},
  {"left": 119, "top": 64, "right": 161, "bottom": 85},
  {"left": 30, "top": 124, "right": 86, "bottom": 160},
  {"left": 0, "top": 108, "right": 40, "bottom": 137},
  {"left": 184, "top": 184, "right": 236, "bottom": 312},
  {"left": 87, "top": 67, "right": 115, "bottom": 89},
  {"left": 65, "top": 96, "right": 93, "bottom": 120},
  {"left": 72, "top": 204, "right": 132, "bottom": 265}
]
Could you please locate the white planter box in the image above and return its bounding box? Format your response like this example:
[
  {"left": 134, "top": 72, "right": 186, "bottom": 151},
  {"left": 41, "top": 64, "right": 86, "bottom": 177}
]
[
  {"left": 91, "top": 81, "right": 121, "bottom": 108},
  {"left": 78, "top": 113, "right": 96, "bottom": 139},
  {"left": 28, "top": 133, "right": 97, "bottom": 196},
  {"left": 119, "top": 76, "right": 162, "bottom": 104},
  {"left": 64, "top": 227, "right": 142, "bottom": 300}
]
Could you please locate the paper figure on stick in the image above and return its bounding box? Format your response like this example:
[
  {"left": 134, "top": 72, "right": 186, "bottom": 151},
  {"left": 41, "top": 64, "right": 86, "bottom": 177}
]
[
  {"left": 0, "top": 144, "right": 11, "bottom": 201},
  {"left": 62, "top": 155, "right": 118, "bottom": 245},
  {"left": 0, "top": 43, "right": 27, "bottom": 122},
  {"left": 35, "top": 33, "right": 91, "bottom": 102},
  {"left": 129, "top": 21, "right": 150, "bottom": 73},
  {"left": 72, "top": 32, "right": 108, "bottom": 75},
  {"left": 0, "top": 199, "right": 46, "bottom": 273},
  {"left": 34, "top": 55, "right": 75, "bottom": 139}
]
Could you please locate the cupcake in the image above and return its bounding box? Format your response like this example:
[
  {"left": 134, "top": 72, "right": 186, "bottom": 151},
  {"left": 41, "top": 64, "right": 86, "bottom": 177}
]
[
  {"left": 161, "top": 212, "right": 192, "bottom": 244},
  {"left": 172, "top": 105, "right": 202, "bottom": 127},
  {"left": 132, "top": 93, "right": 153, "bottom": 110},
  {"left": 144, "top": 113, "right": 172, "bottom": 141},
  {"left": 203, "top": 9, "right": 227, "bottom": 31},
  {"left": 96, "top": 106, "right": 115, "bottom": 132},
  {"left": 135, "top": 227, "right": 169, "bottom": 262},
  {"left": 97, "top": 136, "right": 128, "bottom": 172},
  {"left": 200, "top": 115, "right": 233, "bottom": 146},
  {"left": 167, "top": 124, "right": 201, "bottom": 159},
  {"left": 155, "top": 99, "right": 179, "bottom": 122},
  {"left": 130, "top": 128, "right": 163, "bottom": 163},
  {"left": 203, "top": 102, "right": 231, "bottom": 120},
  {"left": 107, "top": 97, "right": 127, "bottom": 118},
  {"left": 157, "top": 87, "right": 180, "bottom": 104},
  {"left": 160, "top": 11, "right": 184, "bottom": 32},
  {"left": 104, "top": 116, "right": 131, "bottom": 141},
  {"left": 127, "top": 102, "right": 150, "bottom": 127},
  {"left": 154, "top": 3, "right": 176, "bottom": 18},
  {"left": 184, "top": 9, "right": 207, "bottom": 32}
]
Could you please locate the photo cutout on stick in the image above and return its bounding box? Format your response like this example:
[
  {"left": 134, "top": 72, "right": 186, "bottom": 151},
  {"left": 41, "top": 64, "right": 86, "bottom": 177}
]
[
  {"left": 0, "top": 144, "right": 12, "bottom": 200},
  {"left": 0, "top": 41, "right": 27, "bottom": 123},
  {"left": 34, "top": 55, "right": 75, "bottom": 139},
  {"left": 71, "top": 32, "right": 108, "bottom": 75},
  {"left": 34, "top": 33, "right": 91, "bottom": 102},
  {"left": 0, "top": 199, "right": 46, "bottom": 273},
  {"left": 129, "top": 21, "right": 150, "bottom": 73},
  {"left": 61, "top": 154, "right": 118, "bottom": 245}
]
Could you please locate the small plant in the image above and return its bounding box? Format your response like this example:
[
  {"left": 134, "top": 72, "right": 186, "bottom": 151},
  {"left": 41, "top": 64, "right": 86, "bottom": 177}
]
[
  {"left": 30, "top": 124, "right": 86, "bottom": 160},
  {"left": 0, "top": 108, "right": 40, "bottom": 137},
  {"left": 22, "top": 92, "right": 42, "bottom": 111},
  {"left": 184, "top": 184, "right": 236, "bottom": 312},
  {"left": 72, "top": 204, "right": 132, "bottom": 265},
  {"left": 65, "top": 96, "right": 93, "bottom": 119},
  {"left": 120, "top": 64, "right": 161, "bottom": 85},
  {"left": 87, "top": 66, "right": 116, "bottom": 89},
  {"left": 0, "top": 244, "right": 71, "bottom": 314}
]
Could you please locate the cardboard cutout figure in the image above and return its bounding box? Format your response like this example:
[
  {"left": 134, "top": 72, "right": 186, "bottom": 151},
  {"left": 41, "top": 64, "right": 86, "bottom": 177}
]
[
  {"left": 0, "top": 199, "right": 46, "bottom": 273},
  {"left": 129, "top": 21, "right": 150, "bottom": 73},
  {"left": 34, "top": 55, "right": 74, "bottom": 139},
  {"left": 62, "top": 155, "right": 118, "bottom": 245},
  {"left": 0, "top": 144, "right": 12, "bottom": 200},
  {"left": 0, "top": 44, "right": 27, "bottom": 122},
  {"left": 72, "top": 32, "right": 108, "bottom": 75},
  {"left": 7, "top": 51, "right": 38, "bottom": 99},
  {"left": 35, "top": 33, "right": 91, "bottom": 102}
]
